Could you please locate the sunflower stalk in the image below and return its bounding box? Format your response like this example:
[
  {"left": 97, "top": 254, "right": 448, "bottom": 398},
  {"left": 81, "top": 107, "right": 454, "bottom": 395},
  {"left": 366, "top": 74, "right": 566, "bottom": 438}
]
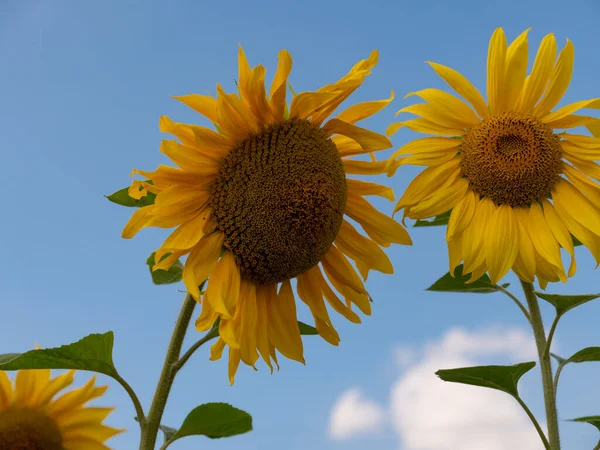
[
  {"left": 139, "top": 291, "right": 200, "bottom": 450},
  {"left": 520, "top": 280, "right": 561, "bottom": 450}
]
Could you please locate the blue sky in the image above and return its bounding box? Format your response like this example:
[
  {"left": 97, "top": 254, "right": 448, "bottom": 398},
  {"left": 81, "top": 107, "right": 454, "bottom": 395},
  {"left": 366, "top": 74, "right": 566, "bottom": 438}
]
[{"left": 1, "top": 0, "right": 600, "bottom": 449}]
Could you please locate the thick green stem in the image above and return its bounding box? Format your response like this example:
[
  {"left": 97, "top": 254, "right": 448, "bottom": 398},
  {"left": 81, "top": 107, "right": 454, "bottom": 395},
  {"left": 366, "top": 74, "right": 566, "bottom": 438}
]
[
  {"left": 139, "top": 293, "right": 197, "bottom": 450},
  {"left": 521, "top": 280, "right": 561, "bottom": 450}
]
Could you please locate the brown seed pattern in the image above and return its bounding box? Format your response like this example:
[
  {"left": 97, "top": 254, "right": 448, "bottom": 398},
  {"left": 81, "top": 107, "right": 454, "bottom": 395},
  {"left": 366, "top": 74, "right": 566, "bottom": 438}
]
[
  {"left": 461, "top": 112, "right": 563, "bottom": 206},
  {"left": 0, "top": 409, "right": 63, "bottom": 450},
  {"left": 210, "top": 119, "right": 347, "bottom": 285}
]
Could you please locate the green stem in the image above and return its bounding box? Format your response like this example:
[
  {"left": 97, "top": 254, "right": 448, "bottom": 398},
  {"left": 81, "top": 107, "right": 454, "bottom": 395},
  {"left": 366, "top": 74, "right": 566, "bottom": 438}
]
[
  {"left": 521, "top": 280, "right": 561, "bottom": 450},
  {"left": 139, "top": 292, "right": 198, "bottom": 450},
  {"left": 494, "top": 284, "right": 532, "bottom": 323},
  {"left": 544, "top": 316, "right": 560, "bottom": 360},
  {"left": 553, "top": 363, "right": 565, "bottom": 398},
  {"left": 593, "top": 439, "right": 600, "bottom": 450},
  {"left": 514, "top": 395, "right": 551, "bottom": 450},
  {"left": 113, "top": 371, "right": 146, "bottom": 428}
]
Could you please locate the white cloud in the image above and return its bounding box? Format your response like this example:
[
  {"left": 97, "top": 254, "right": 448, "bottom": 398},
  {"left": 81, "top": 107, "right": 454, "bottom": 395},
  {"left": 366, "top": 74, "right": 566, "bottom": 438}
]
[
  {"left": 329, "top": 387, "right": 385, "bottom": 440},
  {"left": 390, "top": 326, "right": 545, "bottom": 450}
]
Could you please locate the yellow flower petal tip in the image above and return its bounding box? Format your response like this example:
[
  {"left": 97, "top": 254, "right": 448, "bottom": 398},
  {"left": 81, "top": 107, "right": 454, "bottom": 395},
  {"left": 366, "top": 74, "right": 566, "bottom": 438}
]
[{"left": 389, "top": 27, "right": 600, "bottom": 286}]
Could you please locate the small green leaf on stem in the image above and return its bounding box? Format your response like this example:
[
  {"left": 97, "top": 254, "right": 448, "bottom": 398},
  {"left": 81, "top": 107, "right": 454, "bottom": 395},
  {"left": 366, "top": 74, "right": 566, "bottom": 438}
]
[
  {"left": 167, "top": 403, "right": 252, "bottom": 443},
  {"left": 535, "top": 292, "right": 600, "bottom": 317},
  {"left": 106, "top": 185, "right": 157, "bottom": 207},
  {"left": 569, "top": 416, "right": 600, "bottom": 433},
  {"left": 563, "top": 347, "right": 600, "bottom": 365},
  {"left": 298, "top": 321, "right": 318, "bottom": 335},
  {"left": 436, "top": 362, "right": 536, "bottom": 397},
  {"left": 146, "top": 252, "right": 184, "bottom": 285},
  {"left": 413, "top": 210, "right": 451, "bottom": 227},
  {"left": 0, "top": 332, "right": 117, "bottom": 377},
  {"left": 550, "top": 353, "right": 567, "bottom": 365},
  {"left": 427, "top": 264, "right": 509, "bottom": 294}
]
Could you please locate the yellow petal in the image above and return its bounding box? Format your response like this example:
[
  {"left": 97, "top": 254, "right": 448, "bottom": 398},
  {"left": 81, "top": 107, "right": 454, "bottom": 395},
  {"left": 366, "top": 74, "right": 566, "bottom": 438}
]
[
  {"left": 517, "top": 33, "right": 557, "bottom": 113},
  {"left": 561, "top": 141, "right": 600, "bottom": 161},
  {"left": 172, "top": 94, "right": 218, "bottom": 123},
  {"left": 238, "top": 281, "right": 259, "bottom": 367},
  {"left": 246, "top": 65, "right": 273, "bottom": 125},
  {"left": 219, "top": 300, "right": 242, "bottom": 350},
  {"left": 487, "top": 27, "right": 507, "bottom": 115},
  {"left": 387, "top": 137, "right": 461, "bottom": 165},
  {"left": 314, "top": 316, "right": 341, "bottom": 346},
  {"left": 447, "top": 189, "right": 476, "bottom": 241},
  {"left": 237, "top": 45, "right": 252, "bottom": 105},
  {"left": 462, "top": 197, "right": 496, "bottom": 274},
  {"left": 216, "top": 85, "right": 258, "bottom": 140},
  {"left": 182, "top": 232, "right": 225, "bottom": 300},
  {"left": 561, "top": 133, "right": 600, "bottom": 149},
  {"left": 15, "top": 370, "right": 37, "bottom": 408},
  {"left": 312, "top": 266, "right": 362, "bottom": 323},
  {"left": 209, "top": 338, "right": 226, "bottom": 361},
  {"left": 266, "top": 281, "right": 305, "bottom": 363},
  {"left": 270, "top": 50, "right": 293, "bottom": 122},
  {"left": 159, "top": 116, "right": 232, "bottom": 152},
  {"left": 336, "top": 91, "right": 394, "bottom": 124},
  {"left": 542, "top": 98, "right": 600, "bottom": 125},
  {"left": 121, "top": 206, "right": 154, "bottom": 239},
  {"left": 228, "top": 348, "right": 242, "bottom": 385},
  {"left": 553, "top": 178, "right": 600, "bottom": 236},
  {"left": 289, "top": 91, "right": 337, "bottom": 120},
  {"left": 195, "top": 292, "right": 218, "bottom": 332},
  {"left": 512, "top": 208, "right": 537, "bottom": 283},
  {"left": 543, "top": 199, "right": 576, "bottom": 277},
  {"left": 323, "top": 118, "right": 391, "bottom": 152},
  {"left": 527, "top": 202, "right": 565, "bottom": 278},
  {"left": 0, "top": 371, "right": 12, "bottom": 409},
  {"left": 553, "top": 198, "right": 600, "bottom": 265},
  {"left": 395, "top": 103, "right": 470, "bottom": 130},
  {"left": 484, "top": 204, "right": 519, "bottom": 284},
  {"left": 36, "top": 371, "right": 75, "bottom": 406},
  {"left": 205, "top": 251, "right": 241, "bottom": 319},
  {"left": 426, "top": 61, "right": 488, "bottom": 118},
  {"left": 535, "top": 39, "right": 575, "bottom": 117},
  {"left": 448, "top": 232, "right": 464, "bottom": 274},
  {"left": 154, "top": 185, "right": 210, "bottom": 216},
  {"left": 346, "top": 195, "right": 412, "bottom": 246},
  {"left": 297, "top": 267, "right": 337, "bottom": 327},
  {"left": 255, "top": 289, "right": 273, "bottom": 372},
  {"left": 387, "top": 118, "right": 466, "bottom": 137},
  {"left": 404, "top": 88, "right": 480, "bottom": 127},
  {"left": 564, "top": 156, "right": 600, "bottom": 182},
  {"left": 588, "top": 122, "right": 600, "bottom": 137},
  {"left": 405, "top": 178, "right": 469, "bottom": 220},
  {"left": 156, "top": 208, "right": 212, "bottom": 256},
  {"left": 548, "top": 115, "right": 600, "bottom": 129},
  {"left": 390, "top": 152, "right": 457, "bottom": 172},
  {"left": 159, "top": 140, "right": 221, "bottom": 174},
  {"left": 335, "top": 219, "right": 393, "bottom": 275},
  {"left": 346, "top": 179, "right": 394, "bottom": 201},
  {"left": 564, "top": 165, "right": 600, "bottom": 206},
  {"left": 503, "top": 28, "right": 530, "bottom": 111},
  {"left": 342, "top": 159, "right": 388, "bottom": 175}
]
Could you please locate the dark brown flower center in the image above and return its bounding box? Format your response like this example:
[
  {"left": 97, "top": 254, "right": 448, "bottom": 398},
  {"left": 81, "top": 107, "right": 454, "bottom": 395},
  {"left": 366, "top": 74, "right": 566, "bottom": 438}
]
[
  {"left": 210, "top": 118, "right": 347, "bottom": 285},
  {"left": 461, "top": 111, "right": 563, "bottom": 206},
  {"left": 0, "top": 408, "right": 63, "bottom": 450}
]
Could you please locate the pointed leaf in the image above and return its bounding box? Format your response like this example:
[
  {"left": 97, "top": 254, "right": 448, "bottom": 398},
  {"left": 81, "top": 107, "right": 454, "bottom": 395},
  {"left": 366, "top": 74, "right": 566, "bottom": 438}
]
[
  {"left": 427, "top": 264, "right": 508, "bottom": 293},
  {"left": 436, "top": 362, "right": 536, "bottom": 397},
  {"left": 298, "top": 321, "right": 318, "bottom": 335},
  {"left": 564, "top": 347, "right": 600, "bottom": 365},
  {"left": 414, "top": 210, "right": 452, "bottom": 227},
  {"left": 0, "top": 332, "right": 117, "bottom": 378},
  {"left": 572, "top": 235, "right": 583, "bottom": 247},
  {"left": 570, "top": 416, "right": 600, "bottom": 433},
  {"left": 169, "top": 402, "right": 252, "bottom": 442},
  {"left": 106, "top": 185, "right": 156, "bottom": 207},
  {"left": 535, "top": 292, "right": 600, "bottom": 316},
  {"left": 146, "top": 252, "right": 184, "bottom": 285},
  {"left": 134, "top": 418, "right": 178, "bottom": 444}
]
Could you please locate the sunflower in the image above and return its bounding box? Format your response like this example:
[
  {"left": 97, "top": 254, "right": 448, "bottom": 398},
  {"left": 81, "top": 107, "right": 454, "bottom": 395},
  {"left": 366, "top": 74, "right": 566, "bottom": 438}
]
[
  {"left": 387, "top": 27, "right": 600, "bottom": 288},
  {"left": 0, "top": 369, "right": 122, "bottom": 449},
  {"left": 122, "top": 47, "right": 411, "bottom": 383}
]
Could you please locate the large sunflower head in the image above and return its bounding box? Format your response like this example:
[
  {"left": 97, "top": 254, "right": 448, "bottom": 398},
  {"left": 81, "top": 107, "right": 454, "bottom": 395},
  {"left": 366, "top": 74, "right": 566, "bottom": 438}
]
[
  {"left": 0, "top": 369, "right": 122, "bottom": 449},
  {"left": 387, "top": 27, "right": 600, "bottom": 288},
  {"left": 122, "top": 46, "right": 411, "bottom": 383}
]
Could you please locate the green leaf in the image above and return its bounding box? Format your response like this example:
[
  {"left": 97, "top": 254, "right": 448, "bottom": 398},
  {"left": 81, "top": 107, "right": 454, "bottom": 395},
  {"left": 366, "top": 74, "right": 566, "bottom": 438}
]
[
  {"left": 572, "top": 235, "right": 583, "bottom": 247},
  {"left": 413, "top": 210, "right": 451, "bottom": 227},
  {"left": 535, "top": 292, "right": 600, "bottom": 316},
  {"left": 0, "top": 332, "right": 117, "bottom": 377},
  {"left": 106, "top": 185, "right": 156, "bottom": 207},
  {"left": 570, "top": 416, "right": 600, "bottom": 433},
  {"left": 160, "top": 424, "right": 178, "bottom": 442},
  {"left": 436, "top": 362, "right": 536, "bottom": 397},
  {"left": 298, "top": 321, "right": 318, "bottom": 335},
  {"left": 169, "top": 402, "right": 252, "bottom": 442},
  {"left": 146, "top": 252, "right": 184, "bottom": 285},
  {"left": 427, "top": 264, "right": 508, "bottom": 294},
  {"left": 564, "top": 347, "right": 600, "bottom": 365}
]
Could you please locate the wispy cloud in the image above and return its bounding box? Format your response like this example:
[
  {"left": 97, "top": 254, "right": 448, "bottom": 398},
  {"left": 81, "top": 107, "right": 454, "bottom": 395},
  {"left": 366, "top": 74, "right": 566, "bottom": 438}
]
[{"left": 328, "top": 387, "right": 385, "bottom": 440}]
